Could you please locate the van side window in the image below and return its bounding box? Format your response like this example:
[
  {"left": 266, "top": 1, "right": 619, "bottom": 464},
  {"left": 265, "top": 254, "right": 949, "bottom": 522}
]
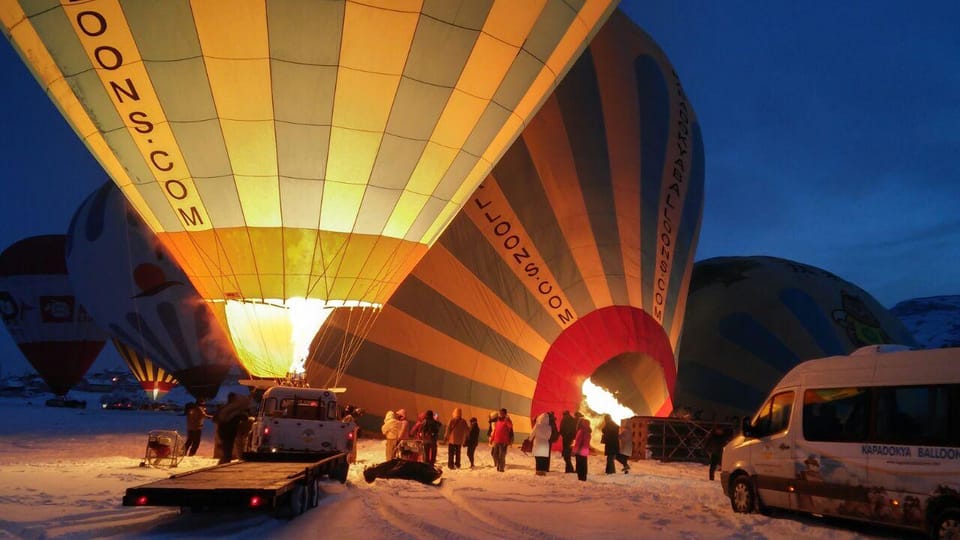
[
  {"left": 752, "top": 391, "right": 794, "bottom": 437},
  {"left": 874, "top": 385, "right": 954, "bottom": 446},
  {"left": 802, "top": 388, "right": 868, "bottom": 442}
]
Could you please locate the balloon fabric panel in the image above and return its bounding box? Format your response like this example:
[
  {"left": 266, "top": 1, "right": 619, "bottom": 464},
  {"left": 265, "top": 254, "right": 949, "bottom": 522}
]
[{"left": 675, "top": 256, "right": 918, "bottom": 419}]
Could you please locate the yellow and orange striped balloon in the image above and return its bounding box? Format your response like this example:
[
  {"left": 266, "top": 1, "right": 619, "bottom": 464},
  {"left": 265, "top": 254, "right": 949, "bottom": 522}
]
[
  {"left": 307, "top": 11, "right": 705, "bottom": 424},
  {"left": 1, "top": 0, "right": 617, "bottom": 377}
]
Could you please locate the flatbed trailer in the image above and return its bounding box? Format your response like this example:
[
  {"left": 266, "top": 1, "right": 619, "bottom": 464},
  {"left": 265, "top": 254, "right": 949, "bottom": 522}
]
[{"left": 122, "top": 451, "right": 348, "bottom": 518}]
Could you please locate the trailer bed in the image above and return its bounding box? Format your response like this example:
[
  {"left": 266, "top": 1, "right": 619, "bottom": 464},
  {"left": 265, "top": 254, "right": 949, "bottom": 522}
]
[{"left": 123, "top": 453, "right": 346, "bottom": 512}]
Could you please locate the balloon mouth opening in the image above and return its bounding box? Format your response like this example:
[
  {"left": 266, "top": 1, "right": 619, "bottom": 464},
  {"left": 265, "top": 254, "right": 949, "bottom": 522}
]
[
  {"left": 223, "top": 298, "right": 381, "bottom": 378},
  {"left": 581, "top": 351, "right": 669, "bottom": 421}
]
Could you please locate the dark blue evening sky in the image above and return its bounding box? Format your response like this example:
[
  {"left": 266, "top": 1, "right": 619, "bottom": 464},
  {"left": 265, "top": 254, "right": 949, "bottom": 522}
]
[{"left": 1, "top": 1, "right": 957, "bottom": 376}]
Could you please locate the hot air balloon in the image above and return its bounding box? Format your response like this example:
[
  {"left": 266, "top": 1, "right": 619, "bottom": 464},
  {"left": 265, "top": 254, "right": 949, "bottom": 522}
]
[
  {"left": 673, "top": 256, "right": 918, "bottom": 420},
  {"left": 2, "top": 0, "right": 617, "bottom": 380},
  {"left": 306, "top": 11, "right": 705, "bottom": 423},
  {"left": 112, "top": 338, "right": 177, "bottom": 401},
  {"left": 67, "top": 182, "right": 237, "bottom": 399},
  {"left": 0, "top": 235, "right": 108, "bottom": 397}
]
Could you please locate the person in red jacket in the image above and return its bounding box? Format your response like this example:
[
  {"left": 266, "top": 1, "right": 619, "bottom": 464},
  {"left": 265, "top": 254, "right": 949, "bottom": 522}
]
[{"left": 488, "top": 408, "right": 514, "bottom": 472}]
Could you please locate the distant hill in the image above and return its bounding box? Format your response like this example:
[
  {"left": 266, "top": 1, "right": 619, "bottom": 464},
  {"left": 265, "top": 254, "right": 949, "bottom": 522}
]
[{"left": 891, "top": 295, "right": 960, "bottom": 349}]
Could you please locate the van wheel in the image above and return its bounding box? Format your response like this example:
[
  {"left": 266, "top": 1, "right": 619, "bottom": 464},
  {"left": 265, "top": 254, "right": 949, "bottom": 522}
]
[
  {"left": 933, "top": 509, "right": 960, "bottom": 539},
  {"left": 730, "top": 475, "right": 756, "bottom": 513}
]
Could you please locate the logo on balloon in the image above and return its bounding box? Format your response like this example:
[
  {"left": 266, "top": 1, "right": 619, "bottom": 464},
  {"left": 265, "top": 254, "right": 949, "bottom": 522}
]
[
  {"left": 40, "top": 296, "right": 74, "bottom": 323},
  {"left": 132, "top": 263, "right": 184, "bottom": 298}
]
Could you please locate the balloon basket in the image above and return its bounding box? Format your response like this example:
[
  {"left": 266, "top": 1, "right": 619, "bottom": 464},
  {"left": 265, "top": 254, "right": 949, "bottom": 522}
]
[{"left": 140, "top": 430, "right": 183, "bottom": 468}]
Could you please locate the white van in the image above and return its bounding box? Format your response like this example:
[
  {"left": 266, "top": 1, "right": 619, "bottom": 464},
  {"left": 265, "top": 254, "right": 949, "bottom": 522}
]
[{"left": 721, "top": 346, "right": 960, "bottom": 538}]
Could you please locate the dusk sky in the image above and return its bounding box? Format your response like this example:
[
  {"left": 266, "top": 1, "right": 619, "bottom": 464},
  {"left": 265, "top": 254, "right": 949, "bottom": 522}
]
[{"left": 1, "top": 1, "right": 957, "bottom": 376}]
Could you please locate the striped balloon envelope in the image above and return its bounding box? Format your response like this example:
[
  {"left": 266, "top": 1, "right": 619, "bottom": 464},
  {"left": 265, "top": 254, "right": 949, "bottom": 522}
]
[
  {"left": 112, "top": 338, "right": 177, "bottom": 401},
  {"left": 1, "top": 0, "right": 617, "bottom": 380},
  {"left": 674, "top": 256, "right": 917, "bottom": 420},
  {"left": 67, "top": 182, "right": 237, "bottom": 399},
  {"left": 306, "top": 11, "right": 705, "bottom": 423},
  {"left": 0, "top": 235, "right": 108, "bottom": 396}
]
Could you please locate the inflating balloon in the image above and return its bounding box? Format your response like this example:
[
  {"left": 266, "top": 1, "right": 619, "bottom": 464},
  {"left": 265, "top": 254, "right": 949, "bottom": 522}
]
[
  {"left": 2, "top": 0, "right": 617, "bottom": 381},
  {"left": 307, "top": 11, "right": 705, "bottom": 421}
]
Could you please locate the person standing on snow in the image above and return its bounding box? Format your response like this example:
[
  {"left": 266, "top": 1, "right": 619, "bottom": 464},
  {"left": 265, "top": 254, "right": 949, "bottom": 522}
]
[
  {"left": 445, "top": 407, "right": 470, "bottom": 469},
  {"left": 418, "top": 410, "right": 442, "bottom": 465},
  {"left": 617, "top": 424, "right": 632, "bottom": 474},
  {"left": 214, "top": 392, "right": 250, "bottom": 464},
  {"left": 573, "top": 417, "right": 592, "bottom": 481},
  {"left": 600, "top": 414, "right": 622, "bottom": 474},
  {"left": 559, "top": 410, "right": 578, "bottom": 473},
  {"left": 529, "top": 412, "right": 554, "bottom": 476},
  {"left": 489, "top": 408, "right": 514, "bottom": 472},
  {"left": 183, "top": 399, "right": 211, "bottom": 457},
  {"left": 381, "top": 410, "right": 401, "bottom": 461},
  {"left": 466, "top": 417, "right": 480, "bottom": 468}
]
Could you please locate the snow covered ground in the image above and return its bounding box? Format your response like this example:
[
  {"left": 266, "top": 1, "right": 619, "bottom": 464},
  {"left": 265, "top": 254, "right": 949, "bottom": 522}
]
[{"left": 0, "top": 394, "right": 913, "bottom": 539}]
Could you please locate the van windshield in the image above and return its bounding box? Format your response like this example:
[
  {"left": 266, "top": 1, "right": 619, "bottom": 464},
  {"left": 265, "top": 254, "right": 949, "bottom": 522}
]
[{"left": 750, "top": 391, "right": 793, "bottom": 438}]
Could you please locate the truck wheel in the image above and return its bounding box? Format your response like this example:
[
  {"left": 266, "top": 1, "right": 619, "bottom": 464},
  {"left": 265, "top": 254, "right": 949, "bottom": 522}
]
[
  {"left": 730, "top": 475, "right": 756, "bottom": 513},
  {"left": 933, "top": 509, "right": 960, "bottom": 539}
]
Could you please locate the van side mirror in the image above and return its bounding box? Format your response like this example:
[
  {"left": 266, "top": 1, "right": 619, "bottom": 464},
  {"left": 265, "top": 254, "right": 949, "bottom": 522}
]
[{"left": 741, "top": 417, "right": 753, "bottom": 438}]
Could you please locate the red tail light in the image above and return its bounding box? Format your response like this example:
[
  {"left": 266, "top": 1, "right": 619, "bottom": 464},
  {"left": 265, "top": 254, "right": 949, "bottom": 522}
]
[
  {"left": 347, "top": 431, "right": 354, "bottom": 440},
  {"left": 249, "top": 496, "right": 262, "bottom": 508},
  {"left": 263, "top": 427, "right": 270, "bottom": 435},
  {"left": 135, "top": 495, "right": 148, "bottom": 506}
]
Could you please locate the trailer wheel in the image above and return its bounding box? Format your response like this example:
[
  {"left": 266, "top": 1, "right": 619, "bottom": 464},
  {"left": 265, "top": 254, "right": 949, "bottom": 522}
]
[
  {"left": 307, "top": 478, "right": 320, "bottom": 508},
  {"left": 288, "top": 484, "right": 307, "bottom": 517}
]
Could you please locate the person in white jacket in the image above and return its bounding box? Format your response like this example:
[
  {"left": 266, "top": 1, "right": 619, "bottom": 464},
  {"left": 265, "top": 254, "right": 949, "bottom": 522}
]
[
  {"left": 381, "top": 410, "right": 401, "bottom": 461},
  {"left": 529, "top": 412, "right": 554, "bottom": 476}
]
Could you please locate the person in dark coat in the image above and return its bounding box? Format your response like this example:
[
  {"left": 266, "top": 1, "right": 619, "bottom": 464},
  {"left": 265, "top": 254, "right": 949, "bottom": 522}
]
[
  {"left": 600, "top": 414, "right": 624, "bottom": 474},
  {"left": 465, "top": 417, "right": 480, "bottom": 468},
  {"left": 704, "top": 424, "right": 732, "bottom": 480},
  {"left": 418, "top": 410, "right": 442, "bottom": 465},
  {"left": 559, "top": 410, "right": 578, "bottom": 473},
  {"left": 214, "top": 392, "right": 250, "bottom": 464}
]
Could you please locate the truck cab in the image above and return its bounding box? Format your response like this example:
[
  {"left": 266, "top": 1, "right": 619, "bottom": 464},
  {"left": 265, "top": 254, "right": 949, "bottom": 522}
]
[{"left": 246, "top": 386, "right": 358, "bottom": 463}]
